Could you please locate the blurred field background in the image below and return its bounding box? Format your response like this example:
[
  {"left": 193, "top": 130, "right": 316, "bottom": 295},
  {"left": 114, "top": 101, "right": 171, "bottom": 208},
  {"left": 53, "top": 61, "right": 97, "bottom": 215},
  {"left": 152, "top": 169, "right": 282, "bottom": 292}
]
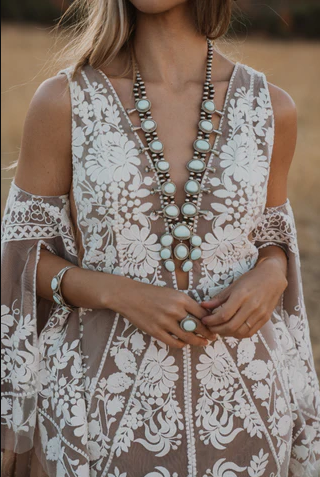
[{"left": 1, "top": 1, "right": 320, "bottom": 375}]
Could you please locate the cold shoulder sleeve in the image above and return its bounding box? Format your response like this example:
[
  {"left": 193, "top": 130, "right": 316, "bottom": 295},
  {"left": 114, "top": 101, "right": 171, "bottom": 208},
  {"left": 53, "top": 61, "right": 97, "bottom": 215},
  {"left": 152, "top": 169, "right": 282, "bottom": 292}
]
[
  {"left": 252, "top": 199, "right": 297, "bottom": 257},
  {"left": 252, "top": 200, "right": 320, "bottom": 472},
  {"left": 1, "top": 181, "right": 78, "bottom": 456}
]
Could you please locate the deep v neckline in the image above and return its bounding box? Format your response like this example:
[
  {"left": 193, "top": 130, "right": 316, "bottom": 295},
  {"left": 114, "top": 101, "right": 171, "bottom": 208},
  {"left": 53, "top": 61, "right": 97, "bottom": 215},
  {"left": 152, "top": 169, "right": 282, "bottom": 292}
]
[
  {"left": 91, "top": 62, "right": 240, "bottom": 291},
  {"left": 93, "top": 61, "right": 240, "bottom": 175}
]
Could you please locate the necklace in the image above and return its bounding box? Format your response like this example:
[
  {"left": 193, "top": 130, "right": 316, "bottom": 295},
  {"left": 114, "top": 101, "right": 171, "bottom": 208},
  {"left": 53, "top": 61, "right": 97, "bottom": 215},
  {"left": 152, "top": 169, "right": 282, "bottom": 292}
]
[{"left": 127, "top": 39, "right": 224, "bottom": 273}]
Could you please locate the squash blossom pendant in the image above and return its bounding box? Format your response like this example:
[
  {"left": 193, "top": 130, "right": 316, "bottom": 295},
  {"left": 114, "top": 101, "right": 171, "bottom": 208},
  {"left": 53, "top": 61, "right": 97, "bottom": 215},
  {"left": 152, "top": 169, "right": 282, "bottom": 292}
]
[{"left": 128, "top": 39, "right": 224, "bottom": 273}]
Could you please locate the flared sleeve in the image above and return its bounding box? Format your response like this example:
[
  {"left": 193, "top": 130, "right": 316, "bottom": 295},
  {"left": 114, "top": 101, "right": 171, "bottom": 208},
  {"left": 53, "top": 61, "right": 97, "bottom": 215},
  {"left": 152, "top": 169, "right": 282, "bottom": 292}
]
[
  {"left": 252, "top": 199, "right": 320, "bottom": 473},
  {"left": 1, "top": 181, "right": 78, "bottom": 457}
]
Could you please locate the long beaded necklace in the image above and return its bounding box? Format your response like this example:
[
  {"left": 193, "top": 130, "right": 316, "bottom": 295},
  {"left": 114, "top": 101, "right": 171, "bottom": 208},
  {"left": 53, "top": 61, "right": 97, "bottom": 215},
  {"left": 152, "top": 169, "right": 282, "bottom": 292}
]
[{"left": 127, "top": 39, "right": 223, "bottom": 273}]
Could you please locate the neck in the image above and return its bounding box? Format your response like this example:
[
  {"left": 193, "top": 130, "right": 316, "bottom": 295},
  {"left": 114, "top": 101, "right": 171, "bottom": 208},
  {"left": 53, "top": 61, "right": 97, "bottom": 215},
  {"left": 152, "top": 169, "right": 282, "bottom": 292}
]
[{"left": 133, "top": 4, "right": 208, "bottom": 87}]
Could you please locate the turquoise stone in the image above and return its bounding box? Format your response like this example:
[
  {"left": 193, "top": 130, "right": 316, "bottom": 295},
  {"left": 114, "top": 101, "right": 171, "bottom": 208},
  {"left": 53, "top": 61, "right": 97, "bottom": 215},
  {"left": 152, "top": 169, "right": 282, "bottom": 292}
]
[
  {"left": 156, "top": 161, "right": 170, "bottom": 172},
  {"left": 190, "top": 235, "right": 202, "bottom": 247},
  {"left": 142, "top": 119, "right": 157, "bottom": 133},
  {"left": 181, "top": 260, "right": 193, "bottom": 273},
  {"left": 174, "top": 244, "right": 189, "bottom": 260},
  {"left": 53, "top": 294, "right": 62, "bottom": 305},
  {"left": 160, "top": 248, "right": 172, "bottom": 260},
  {"left": 160, "top": 234, "right": 174, "bottom": 247},
  {"left": 202, "top": 100, "right": 216, "bottom": 114},
  {"left": 199, "top": 119, "right": 214, "bottom": 133},
  {"left": 164, "top": 204, "right": 179, "bottom": 218},
  {"left": 182, "top": 319, "right": 197, "bottom": 332},
  {"left": 181, "top": 203, "right": 198, "bottom": 217},
  {"left": 194, "top": 139, "right": 211, "bottom": 153},
  {"left": 51, "top": 277, "right": 59, "bottom": 291},
  {"left": 136, "top": 99, "right": 151, "bottom": 112},
  {"left": 165, "top": 260, "right": 176, "bottom": 272},
  {"left": 185, "top": 180, "right": 201, "bottom": 195},
  {"left": 150, "top": 140, "right": 164, "bottom": 153},
  {"left": 187, "top": 159, "right": 206, "bottom": 173},
  {"left": 172, "top": 224, "right": 191, "bottom": 240},
  {"left": 190, "top": 248, "right": 202, "bottom": 261},
  {"left": 162, "top": 182, "right": 176, "bottom": 196}
]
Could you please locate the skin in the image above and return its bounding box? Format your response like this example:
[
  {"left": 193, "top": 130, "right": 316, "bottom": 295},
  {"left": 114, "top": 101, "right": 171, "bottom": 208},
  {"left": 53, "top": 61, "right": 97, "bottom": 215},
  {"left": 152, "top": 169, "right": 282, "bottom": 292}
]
[{"left": 14, "top": 0, "right": 296, "bottom": 348}]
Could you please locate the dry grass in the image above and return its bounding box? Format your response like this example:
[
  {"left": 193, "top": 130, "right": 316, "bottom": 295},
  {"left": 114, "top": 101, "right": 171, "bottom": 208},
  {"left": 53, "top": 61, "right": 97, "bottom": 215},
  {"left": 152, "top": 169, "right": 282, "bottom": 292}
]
[{"left": 1, "top": 24, "right": 320, "bottom": 374}]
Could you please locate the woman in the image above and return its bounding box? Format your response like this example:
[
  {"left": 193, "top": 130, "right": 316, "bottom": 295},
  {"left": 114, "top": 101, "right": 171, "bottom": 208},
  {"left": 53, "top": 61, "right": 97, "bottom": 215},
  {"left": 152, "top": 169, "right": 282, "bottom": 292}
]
[{"left": 1, "top": 0, "right": 320, "bottom": 476}]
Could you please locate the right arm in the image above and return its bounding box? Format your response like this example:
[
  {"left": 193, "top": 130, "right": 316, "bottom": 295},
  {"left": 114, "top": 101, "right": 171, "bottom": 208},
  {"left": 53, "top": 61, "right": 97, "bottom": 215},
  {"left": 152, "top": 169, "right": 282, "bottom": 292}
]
[{"left": 14, "top": 75, "right": 214, "bottom": 349}]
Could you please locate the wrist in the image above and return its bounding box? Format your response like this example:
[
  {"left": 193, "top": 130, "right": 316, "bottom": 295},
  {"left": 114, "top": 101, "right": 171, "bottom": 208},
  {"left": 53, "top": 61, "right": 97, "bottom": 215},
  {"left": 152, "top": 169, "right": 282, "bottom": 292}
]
[
  {"left": 52, "top": 265, "right": 78, "bottom": 311},
  {"left": 60, "top": 267, "right": 109, "bottom": 310},
  {"left": 99, "top": 273, "right": 136, "bottom": 312},
  {"left": 60, "top": 266, "right": 84, "bottom": 307},
  {"left": 255, "top": 256, "right": 288, "bottom": 288}
]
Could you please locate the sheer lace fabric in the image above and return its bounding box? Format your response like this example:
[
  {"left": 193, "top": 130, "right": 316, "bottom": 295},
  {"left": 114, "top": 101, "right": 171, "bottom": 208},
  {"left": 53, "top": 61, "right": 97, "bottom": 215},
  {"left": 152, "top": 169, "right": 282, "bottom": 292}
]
[{"left": 1, "top": 63, "right": 319, "bottom": 477}]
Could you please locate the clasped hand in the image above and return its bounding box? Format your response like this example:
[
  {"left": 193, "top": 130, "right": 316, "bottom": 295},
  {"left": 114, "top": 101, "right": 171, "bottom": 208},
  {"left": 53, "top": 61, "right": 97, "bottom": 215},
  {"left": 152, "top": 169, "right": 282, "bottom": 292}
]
[
  {"left": 201, "top": 258, "right": 288, "bottom": 340},
  {"left": 112, "top": 257, "right": 288, "bottom": 349}
]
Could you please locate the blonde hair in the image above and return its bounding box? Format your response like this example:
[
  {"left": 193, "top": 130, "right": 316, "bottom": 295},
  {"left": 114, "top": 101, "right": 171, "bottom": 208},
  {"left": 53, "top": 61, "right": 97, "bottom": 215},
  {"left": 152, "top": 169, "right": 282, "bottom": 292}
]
[{"left": 58, "top": 0, "right": 234, "bottom": 77}]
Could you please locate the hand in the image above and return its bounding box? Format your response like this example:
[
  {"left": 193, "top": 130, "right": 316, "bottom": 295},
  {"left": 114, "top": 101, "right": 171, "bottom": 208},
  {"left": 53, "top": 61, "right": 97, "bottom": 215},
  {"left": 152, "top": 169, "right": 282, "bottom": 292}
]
[
  {"left": 107, "top": 279, "right": 216, "bottom": 349},
  {"left": 201, "top": 258, "right": 288, "bottom": 339}
]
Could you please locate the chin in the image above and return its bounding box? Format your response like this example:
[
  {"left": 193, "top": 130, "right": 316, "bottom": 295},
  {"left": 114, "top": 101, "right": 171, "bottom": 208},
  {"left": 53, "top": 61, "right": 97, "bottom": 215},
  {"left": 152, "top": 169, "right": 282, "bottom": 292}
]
[{"left": 129, "top": 0, "right": 188, "bottom": 14}]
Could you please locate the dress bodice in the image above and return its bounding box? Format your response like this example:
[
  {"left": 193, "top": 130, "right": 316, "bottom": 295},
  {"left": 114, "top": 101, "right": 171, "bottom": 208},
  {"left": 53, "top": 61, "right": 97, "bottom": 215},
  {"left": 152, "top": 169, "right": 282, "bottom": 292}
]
[
  {"left": 2, "top": 61, "right": 319, "bottom": 477},
  {"left": 65, "top": 63, "right": 274, "bottom": 298}
]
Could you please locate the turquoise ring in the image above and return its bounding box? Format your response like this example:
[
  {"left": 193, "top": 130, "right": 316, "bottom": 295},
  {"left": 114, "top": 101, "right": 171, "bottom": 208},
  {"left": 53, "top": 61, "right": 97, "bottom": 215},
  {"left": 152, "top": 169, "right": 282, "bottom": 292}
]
[{"left": 180, "top": 315, "right": 198, "bottom": 333}]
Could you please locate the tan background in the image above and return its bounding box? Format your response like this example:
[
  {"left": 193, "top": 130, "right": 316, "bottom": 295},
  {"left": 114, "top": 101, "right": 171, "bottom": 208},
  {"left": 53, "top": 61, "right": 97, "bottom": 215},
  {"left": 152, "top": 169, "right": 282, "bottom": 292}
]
[{"left": 1, "top": 23, "right": 320, "bottom": 375}]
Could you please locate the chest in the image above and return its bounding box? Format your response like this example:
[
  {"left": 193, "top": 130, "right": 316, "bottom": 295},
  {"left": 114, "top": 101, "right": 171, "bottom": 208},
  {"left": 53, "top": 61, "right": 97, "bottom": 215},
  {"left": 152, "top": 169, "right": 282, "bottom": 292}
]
[
  {"left": 109, "top": 77, "right": 230, "bottom": 207},
  {"left": 69, "top": 64, "right": 274, "bottom": 292}
]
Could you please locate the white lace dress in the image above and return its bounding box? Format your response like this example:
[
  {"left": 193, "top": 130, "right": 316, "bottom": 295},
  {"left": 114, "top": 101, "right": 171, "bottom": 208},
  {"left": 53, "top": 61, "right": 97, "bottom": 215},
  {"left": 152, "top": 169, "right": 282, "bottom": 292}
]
[{"left": 1, "top": 63, "right": 320, "bottom": 477}]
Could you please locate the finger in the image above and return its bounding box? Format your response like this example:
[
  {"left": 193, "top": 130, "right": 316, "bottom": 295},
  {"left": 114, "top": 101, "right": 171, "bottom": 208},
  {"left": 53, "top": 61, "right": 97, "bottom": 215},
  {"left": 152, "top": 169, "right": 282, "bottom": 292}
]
[
  {"left": 169, "top": 321, "right": 210, "bottom": 347},
  {"left": 202, "top": 292, "right": 242, "bottom": 327},
  {"left": 234, "top": 314, "right": 271, "bottom": 339},
  {"left": 194, "top": 320, "right": 217, "bottom": 342},
  {"left": 154, "top": 330, "right": 186, "bottom": 349},
  {"left": 185, "top": 296, "right": 209, "bottom": 320},
  {"left": 201, "top": 287, "right": 232, "bottom": 310},
  {"left": 172, "top": 318, "right": 216, "bottom": 343},
  {"left": 208, "top": 304, "right": 259, "bottom": 336}
]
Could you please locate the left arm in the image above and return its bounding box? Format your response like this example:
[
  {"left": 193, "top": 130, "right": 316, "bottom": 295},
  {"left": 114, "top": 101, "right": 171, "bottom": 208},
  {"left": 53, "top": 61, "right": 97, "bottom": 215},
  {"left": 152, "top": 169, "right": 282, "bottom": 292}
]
[{"left": 201, "top": 83, "right": 298, "bottom": 339}]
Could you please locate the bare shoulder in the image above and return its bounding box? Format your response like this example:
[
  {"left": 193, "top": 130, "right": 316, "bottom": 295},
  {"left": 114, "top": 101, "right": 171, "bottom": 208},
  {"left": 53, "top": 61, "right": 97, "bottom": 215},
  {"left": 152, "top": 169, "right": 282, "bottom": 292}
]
[
  {"left": 268, "top": 82, "right": 297, "bottom": 126},
  {"left": 265, "top": 82, "right": 297, "bottom": 204},
  {"left": 27, "top": 74, "right": 71, "bottom": 125},
  {"left": 15, "top": 74, "right": 72, "bottom": 196}
]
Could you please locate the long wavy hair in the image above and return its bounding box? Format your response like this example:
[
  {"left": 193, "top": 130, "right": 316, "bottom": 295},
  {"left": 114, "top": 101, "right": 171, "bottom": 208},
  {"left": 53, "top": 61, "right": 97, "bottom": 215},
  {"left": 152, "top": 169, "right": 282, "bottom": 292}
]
[
  {"left": 58, "top": 0, "right": 234, "bottom": 76},
  {"left": 4, "top": 1, "right": 234, "bottom": 172}
]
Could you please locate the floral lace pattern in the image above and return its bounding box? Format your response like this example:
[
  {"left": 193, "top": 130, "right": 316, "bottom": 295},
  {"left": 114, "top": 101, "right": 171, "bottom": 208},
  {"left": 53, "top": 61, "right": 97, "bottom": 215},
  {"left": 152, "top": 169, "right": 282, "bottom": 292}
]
[
  {"left": 1, "top": 63, "right": 320, "bottom": 477},
  {"left": 252, "top": 200, "right": 299, "bottom": 255},
  {"left": 1, "top": 184, "right": 77, "bottom": 256}
]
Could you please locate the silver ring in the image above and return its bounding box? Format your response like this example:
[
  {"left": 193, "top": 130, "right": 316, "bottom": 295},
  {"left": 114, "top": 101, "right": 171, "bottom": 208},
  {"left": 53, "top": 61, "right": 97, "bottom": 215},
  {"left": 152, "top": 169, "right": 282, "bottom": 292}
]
[{"left": 180, "top": 314, "right": 198, "bottom": 333}]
